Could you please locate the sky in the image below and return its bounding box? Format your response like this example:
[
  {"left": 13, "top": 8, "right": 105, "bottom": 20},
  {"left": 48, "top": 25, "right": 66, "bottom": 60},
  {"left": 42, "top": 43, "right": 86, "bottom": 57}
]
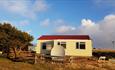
[{"left": 0, "top": 0, "right": 115, "bottom": 49}]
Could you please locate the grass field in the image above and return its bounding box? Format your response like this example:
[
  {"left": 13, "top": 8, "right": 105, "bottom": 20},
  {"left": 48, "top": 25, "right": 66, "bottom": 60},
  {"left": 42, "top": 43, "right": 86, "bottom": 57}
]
[{"left": 0, "top": 57, "right": 115, "bottom": 70}]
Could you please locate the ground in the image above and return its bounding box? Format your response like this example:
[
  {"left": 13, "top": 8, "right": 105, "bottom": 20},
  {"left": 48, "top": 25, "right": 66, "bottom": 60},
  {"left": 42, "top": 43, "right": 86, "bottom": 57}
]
[{"left": 0, "top": 57, "right": 115, "bottom": 70}]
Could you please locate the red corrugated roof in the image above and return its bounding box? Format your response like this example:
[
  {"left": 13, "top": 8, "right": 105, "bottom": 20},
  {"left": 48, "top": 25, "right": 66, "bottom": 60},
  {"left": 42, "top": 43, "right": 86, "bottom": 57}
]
[{"left": 38, "top": 35, "right": 91, "bottom": 40}]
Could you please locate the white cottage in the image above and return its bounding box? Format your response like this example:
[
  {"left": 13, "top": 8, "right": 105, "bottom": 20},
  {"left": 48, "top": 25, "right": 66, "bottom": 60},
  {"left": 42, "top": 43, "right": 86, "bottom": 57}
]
[{"left": 35, "top": 35, "right": 92, "bottom": 57}]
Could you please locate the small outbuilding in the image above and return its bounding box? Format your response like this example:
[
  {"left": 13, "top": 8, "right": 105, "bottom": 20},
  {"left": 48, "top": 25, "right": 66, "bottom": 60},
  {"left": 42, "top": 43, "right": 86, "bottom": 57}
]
[{"left": 35, "top": 35, "right": 92, "bottom": 57}]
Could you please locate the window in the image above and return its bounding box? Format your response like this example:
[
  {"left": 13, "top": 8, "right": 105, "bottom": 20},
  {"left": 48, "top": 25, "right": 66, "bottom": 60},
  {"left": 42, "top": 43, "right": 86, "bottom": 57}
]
[
  {"left": 57, "top": 42, "right": 66, "bottom": 49},
  {"left": 76, "top": 42, "right": 79, "bottom": 49},
  {"left": 61, "top": 42, "right": 66, "bottom": 49},
  {"left": 57, "top": 42, "right": 60, "bottom": 45},
  {"left": 76, "top": 42, "right": 85, "bottom": 49},
  {"left": 42, "top": 43, "right": 46, "bottom": 49},
  {"left": 80, "top": 42, "right": 85, "bottom": 49}
]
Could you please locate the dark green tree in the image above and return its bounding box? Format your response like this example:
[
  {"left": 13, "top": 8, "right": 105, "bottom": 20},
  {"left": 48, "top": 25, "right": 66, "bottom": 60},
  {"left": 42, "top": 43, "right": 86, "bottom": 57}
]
[{"left": 0, "top": 23, "right": 33, "bottom": 58}]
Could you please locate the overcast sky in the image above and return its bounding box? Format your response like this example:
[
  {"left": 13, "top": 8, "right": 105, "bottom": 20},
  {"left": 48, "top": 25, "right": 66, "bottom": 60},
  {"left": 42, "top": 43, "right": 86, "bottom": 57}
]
[{"left": 0, "top": 0, "right": 115, "bottom": 49}]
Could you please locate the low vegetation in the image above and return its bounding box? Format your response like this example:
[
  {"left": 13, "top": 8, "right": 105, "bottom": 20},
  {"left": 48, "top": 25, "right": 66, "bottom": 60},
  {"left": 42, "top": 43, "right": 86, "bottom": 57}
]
[
  {"left": 0, "top": 56, "right": 115, "bottom": 70},
  {"left": 93, "top": 49, "right": 115, "bottom": 58}
]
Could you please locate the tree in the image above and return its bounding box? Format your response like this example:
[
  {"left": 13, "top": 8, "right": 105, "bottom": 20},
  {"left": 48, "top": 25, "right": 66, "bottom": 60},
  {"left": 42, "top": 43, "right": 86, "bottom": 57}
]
[{"left": 0, "top": 23, "right": 33, "bottom": 58}]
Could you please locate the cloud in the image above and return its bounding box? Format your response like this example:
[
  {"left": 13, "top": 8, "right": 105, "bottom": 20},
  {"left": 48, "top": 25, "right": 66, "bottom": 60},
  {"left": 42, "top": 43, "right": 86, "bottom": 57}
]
[
  {"left": 93, "top": 0, "right": 115, "bottom": 7},
  {"left": 54, "top": 14, "right": 115, "bottom": 49},
  {"left": 53, "top": 19, "right": 65, "bottom": 25},
  {"left": 40, "top": 19, "right": 66, "bottom": 27},
  {"left": 79, "top": 14, "right": 115, "bottom": 49},
  {"left": 81, "top": 19, "right": 95, "bottom": 27},
  {"left": 19, "top": 20, "right": 30, "bottom": 26},
  {"left": 104, "top": 14, "right": 115, "bottom": 20},
  {"left": 40, "top": 18, "right": 50, "bottom": 26},
  {"left": 56, "top": 25, "right": 76, "bottom": 33},
  {"left": 33, "top": 0, "right": 48, "bottom": 12},
  {"left": 40, "top": 18, "right": 76, "bottom": 34},
  {"left": 0, "top": 0, "right": 48, "bottom": 19}
]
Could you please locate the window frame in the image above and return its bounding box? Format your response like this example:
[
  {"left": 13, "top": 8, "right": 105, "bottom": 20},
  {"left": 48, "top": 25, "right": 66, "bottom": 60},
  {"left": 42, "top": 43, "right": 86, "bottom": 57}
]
[
  {"left": 76, "top": 42, "right": 86, "bottom": 49},
  {"left": 58, "top": 42, "right": 66, "bottom": 49}
]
